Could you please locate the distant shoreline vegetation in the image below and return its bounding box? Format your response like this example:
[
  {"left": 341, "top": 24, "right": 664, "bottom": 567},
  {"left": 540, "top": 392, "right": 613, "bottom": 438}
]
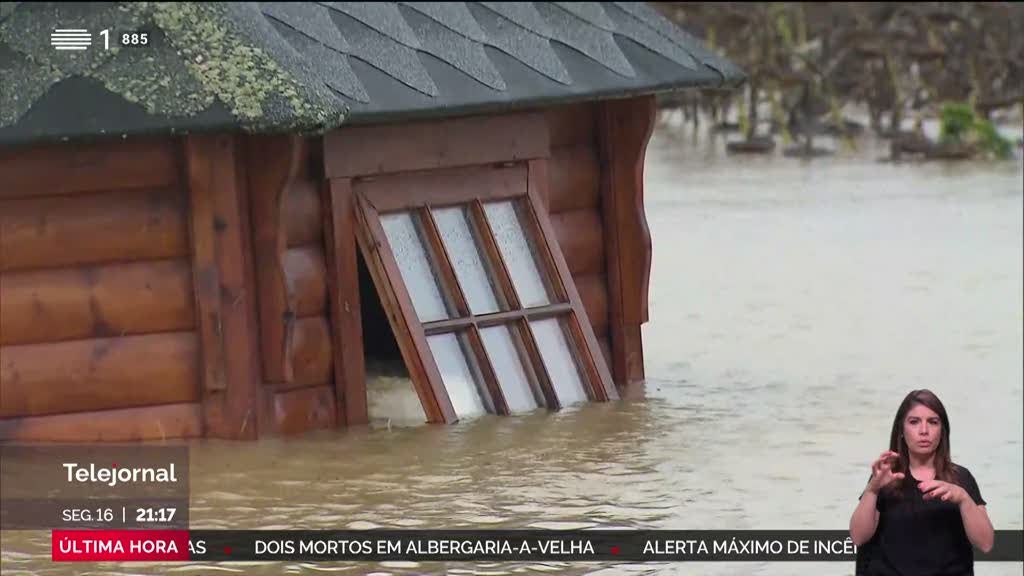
[{"left": 655, "top": 3, "right": 1023, "bottom": 161}]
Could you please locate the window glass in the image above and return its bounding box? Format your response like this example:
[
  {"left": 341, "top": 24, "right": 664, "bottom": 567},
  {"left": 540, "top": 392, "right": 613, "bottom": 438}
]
[
  {"left": 530, "top": 317, "right": 588, "bottom": 406},
  {"left": 483, "top": 201, "right": 550, "bottom": 308},
  {"left": 427, "top": 333, "right": 487, "bottom": 419},
  {"left": 479, "top": 325, "right": 538, "bottom": 413},
  {"left": 432, "top": 206, "right": 500, "bottom": 315},
  {"left": 380, "top": 212, "right": 449, "bottom": 322}
]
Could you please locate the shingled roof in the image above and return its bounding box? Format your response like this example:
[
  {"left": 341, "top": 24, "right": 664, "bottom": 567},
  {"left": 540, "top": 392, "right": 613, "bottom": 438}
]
[{"left": 0, "top": 2, "right": 744, "bottom": 145}]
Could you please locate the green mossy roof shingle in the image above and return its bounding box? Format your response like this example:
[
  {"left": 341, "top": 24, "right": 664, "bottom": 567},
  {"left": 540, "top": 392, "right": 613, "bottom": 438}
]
[{"left": 0, "top": 1, "right": 744, "bottom": 145}]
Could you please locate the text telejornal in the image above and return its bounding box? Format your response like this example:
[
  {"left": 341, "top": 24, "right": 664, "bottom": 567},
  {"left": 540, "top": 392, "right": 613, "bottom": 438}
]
[{"left": 63, "top": 463, "right": 178, "bottom": 487}]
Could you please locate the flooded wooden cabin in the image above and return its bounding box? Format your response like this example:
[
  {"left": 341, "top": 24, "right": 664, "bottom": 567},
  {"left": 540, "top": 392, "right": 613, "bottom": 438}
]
[{"left": 0, "top": 2, "right": 743, "bottom": 441}]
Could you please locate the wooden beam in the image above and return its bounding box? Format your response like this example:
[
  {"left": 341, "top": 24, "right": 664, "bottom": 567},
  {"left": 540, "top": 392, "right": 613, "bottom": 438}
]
[
  {"left": 279, "top": 316, "right": 333, "bottom": 390},
  {"left": 547, "top": 145, "right": 601, "bottom": 213},
  {"left": 597, "top": 95, "right": 657, "bottom": 387},
  {"left": 1, "top": 259, "right": 194, "bottom": 346},
  {"left": 422, "top": 302, "right": 573, "bottom": 335},
  {"left": 246, "top": 135, "right": 303, "bottom": 384},
  {"left": 551, "top": 209, "right": 605, "bottom": 276},
  {"left": 285, "top": 246, "right": 328, "bottom": 318},
  {"left": 286, "top": 179, "right": 323, "bottom": 247},
  {"left": 0, "top": 403, "right": 202, "bottom": 442},
  {"left": 465, "top": 325, "right": 507, "bottom": 414},
  {"left": 324, "top": 112, "right": 549, "bottom": 178},
  {"left": 1, "top": 332, "right": 199, "bottom": 418},
  {"left": 184, "top": 134, "right": 261, "bottom": 439},
  {"left": 523, "top": 159, "right": 566, "bottom": 303},
  {"left": 324, "top": 179, "right": 368, "bottom": 426},
  {"left": 0, "top": 138, "right": 179, "bottom": 200},
  {"left": 529, "top": 153, "right": 551, "bottom": 211},
  {"left": 359, "top": 164, "right": 527, "bottom": 213},
  {"left": 0, "top": 187, "right": 189, "bottom": 273},
  {"left": 419, "top": 206, "right": 471, "bottom": 318},
  {"left": 545, "top": 103, "right": 597, "bottom": 148},
  {"left": 516, "top": 317, "right": 560, "bottom": 410},
  {"left": 271, "top": 384, "right": 337, "bottom": 435},
  {"left": 186, "top": 140, "right": 225, "bottom": 395},
  {"left": 469, "top": 199, "right": 521, "bottom": 311},
  {"left": 575, "top": 273, "right": 610, "bottom": 338}
]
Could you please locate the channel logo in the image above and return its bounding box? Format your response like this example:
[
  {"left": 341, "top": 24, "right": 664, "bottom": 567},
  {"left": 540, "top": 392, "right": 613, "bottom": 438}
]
[{"left": 50, "top": 28, "right": 91, "bottom": 50}]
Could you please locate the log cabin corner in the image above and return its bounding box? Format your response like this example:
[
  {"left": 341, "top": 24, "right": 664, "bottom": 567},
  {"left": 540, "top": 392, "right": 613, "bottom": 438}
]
[{"left": 0, "top": 2, "right": 743, "bottom": 442}]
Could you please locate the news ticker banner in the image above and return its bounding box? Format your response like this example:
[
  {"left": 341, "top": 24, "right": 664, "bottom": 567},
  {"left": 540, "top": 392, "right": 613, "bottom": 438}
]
[
  {"left": 51, "top": 529, "right": 1024, "bottom": 562},
  {"left": 1, "top": 445, "right": 189, "bottom": 530},
  {"left": 4, "top": 447, "right": 1022, "bottom": 564}
]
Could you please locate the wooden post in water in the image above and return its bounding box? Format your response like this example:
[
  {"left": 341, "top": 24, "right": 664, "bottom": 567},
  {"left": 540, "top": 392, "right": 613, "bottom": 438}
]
[
  {"left": 597, "top": 95, "right": 657, "bottom": 388},
  {"left": 184, "top": 134, "right": 262, "bottom": 440}
]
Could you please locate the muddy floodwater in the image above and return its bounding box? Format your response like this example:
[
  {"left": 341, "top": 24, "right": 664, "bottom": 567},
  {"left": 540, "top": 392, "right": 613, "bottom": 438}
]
[{"left": 2, "top": 122, "right": 1022, "bottom": 576}]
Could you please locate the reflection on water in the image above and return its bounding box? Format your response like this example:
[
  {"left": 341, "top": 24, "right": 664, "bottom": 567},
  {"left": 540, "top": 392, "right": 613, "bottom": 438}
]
[{"left": 2, "top": 124, "right": 1022, "bottom": 575}]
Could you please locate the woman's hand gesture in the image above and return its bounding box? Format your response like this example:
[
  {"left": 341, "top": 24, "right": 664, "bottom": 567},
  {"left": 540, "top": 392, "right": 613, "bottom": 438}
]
[
  {"left": 866, "top": 450, "right": 904, "bottom": 494},
  {"left": 919, "top": 480, "right": 969, "bottom": 505}
]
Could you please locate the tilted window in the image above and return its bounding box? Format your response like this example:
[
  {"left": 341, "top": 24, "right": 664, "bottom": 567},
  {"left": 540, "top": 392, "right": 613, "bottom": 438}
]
[{"left": 353, "top": 162, "right": 616, "bottom": 423}]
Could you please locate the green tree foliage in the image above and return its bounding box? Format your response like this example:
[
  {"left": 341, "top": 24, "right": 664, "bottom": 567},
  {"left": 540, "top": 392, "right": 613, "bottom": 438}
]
[{"left": 940, "top": 102, "right": 1013, "bottom": 159}]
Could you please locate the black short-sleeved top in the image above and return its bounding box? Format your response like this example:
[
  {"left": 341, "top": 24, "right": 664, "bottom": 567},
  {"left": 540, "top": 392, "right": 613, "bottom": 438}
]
[{"left": 858, "top": 465, "right": 986, "bottom": 576}]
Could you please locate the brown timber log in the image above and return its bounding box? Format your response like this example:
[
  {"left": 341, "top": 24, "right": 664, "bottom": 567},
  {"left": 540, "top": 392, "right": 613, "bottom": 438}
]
[
  {"left": 575, "top": 274, "right": 609, "bottom": 338},
  {"left": 284, "top": 316, "right": 333, "bottom": 389},
  {"left": 550, "top": 209, "right": 605, "bottom": 277},
  {"left": 271, "top": 385, "right": 337, "bottom": 435},
  {"left": 185, "top": 134, "right": 261, "bottom": 439},
  {"left": 0, "top": 332, "right": 199, "bottom": 418},
  {"left": 0, "top": 139, "right": 178, "bottom": 199},
  {"left": 0, "top": 187, "right": 188, "bottom": 272},
  {"left": 547, "top": 145, "right": 601, "bottom": 213},
  {"left": 324, "top": 113, "right": 550, "bottom": 178},
  {"left": 546, "top": 103, "right": 596, "bottom": 148},
  {"left": 286, "top": 180, "right": 323, "bottom": 247},
  {"left": 286, "top": 246, "right": 327, "bottom": 318},
  {"left": 0, "top": 259, "right": 194, "bottom": 345},
  {"left": 324, "top": 178, "right": 367, "bottom": 426},
  {"left": 247, "top": 135, "right": 303, "bottom": 384},
  {"left": 0, "top": 403, "right": 202, "bottom": 442}
]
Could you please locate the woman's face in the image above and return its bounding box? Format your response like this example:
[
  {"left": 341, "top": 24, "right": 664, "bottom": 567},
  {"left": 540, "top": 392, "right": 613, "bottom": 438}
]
[{"left": 903, "top": 403, "right": 942, "bottom": 458}]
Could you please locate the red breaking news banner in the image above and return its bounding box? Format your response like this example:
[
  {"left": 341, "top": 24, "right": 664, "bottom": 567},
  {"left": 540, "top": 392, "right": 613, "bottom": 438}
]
[
  {"left": 50, "top": 529, "right": 1024, "bottom": 562},
  {"left": 52, "top": 530, "right": 190, "bottom": 561}
]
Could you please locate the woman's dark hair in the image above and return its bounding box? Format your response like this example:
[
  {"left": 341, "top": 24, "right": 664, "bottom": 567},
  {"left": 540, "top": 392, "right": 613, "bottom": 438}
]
[{"left": 884, "top": 389, "right": 956, "bottom": 494}]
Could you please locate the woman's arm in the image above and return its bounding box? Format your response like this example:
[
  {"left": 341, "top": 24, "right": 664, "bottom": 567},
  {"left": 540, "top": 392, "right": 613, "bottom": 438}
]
[
  {"left": 851, "top": 451, "right": 902, "bottom": 546},
  {"left": 849, "top": 488, "right": 880, "bottom": 546},
  {"left": 958, "top": 501, "right": 994, "bottom": 553},
  {"left": 919, "top": 479, "right": 995, "bottom": 553}
]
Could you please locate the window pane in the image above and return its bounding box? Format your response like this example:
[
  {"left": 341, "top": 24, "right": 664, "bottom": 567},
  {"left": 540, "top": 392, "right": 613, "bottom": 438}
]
[
  {"left": 483, "top": 201, "right": 550, "bottom": 308},
  {"left": 479, "top": 325, "right": 538, "bottom": 413},
  {"left": 530, "top": 317, "right": 588, "bottom": 406},
  {"left": 380, "top": 212, "right": 449, "bottom": 322},
  {"left": 427, "top": 333, "right": 487, "bottom": 419},
  {"left": 432, "top": 206, "right": 500, "bottom": 315}
]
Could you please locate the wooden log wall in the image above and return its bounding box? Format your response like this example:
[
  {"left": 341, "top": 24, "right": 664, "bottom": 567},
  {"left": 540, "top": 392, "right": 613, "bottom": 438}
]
[
  {"left": 0, "top": 139, "right": 202, "bottom": 441},
  {"left": 544, "top": 98, "right": 656, "bottom": 387},
  {"left": 245, "top": 136, "right": 336, "bottom": 435},
  {"left": 543, "top": 104, "right": 613, "bottom": 373}
]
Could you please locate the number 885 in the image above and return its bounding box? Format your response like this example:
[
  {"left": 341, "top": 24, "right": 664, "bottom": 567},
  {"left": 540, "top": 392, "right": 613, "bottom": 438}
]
[{"left": 121, "top": 32, "right": 149, "bottom": 46}]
